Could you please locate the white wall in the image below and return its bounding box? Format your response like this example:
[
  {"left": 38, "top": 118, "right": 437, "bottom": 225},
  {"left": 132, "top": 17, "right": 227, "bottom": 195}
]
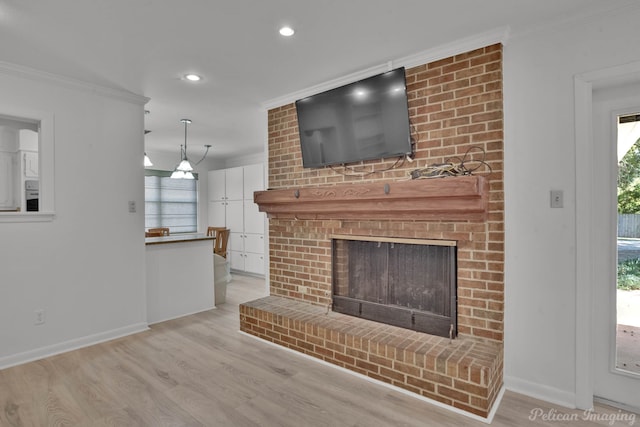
[
  {"left": 504, "top": 4, "right": 640, "bottom": 407},
  {"left": 0, "top": 68, "right": 148, "bottom": 367},
  {"left": 223, "top": 111, "right": 268, "bottom": 173},
  {"left": 224, "top": 152, "right": 265, "bottom": 169}
]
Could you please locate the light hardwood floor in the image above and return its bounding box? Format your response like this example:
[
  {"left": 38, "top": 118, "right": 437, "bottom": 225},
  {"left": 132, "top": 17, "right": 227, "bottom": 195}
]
[{"left": 0, "top": 275, "right": 637, "bottom": 426}]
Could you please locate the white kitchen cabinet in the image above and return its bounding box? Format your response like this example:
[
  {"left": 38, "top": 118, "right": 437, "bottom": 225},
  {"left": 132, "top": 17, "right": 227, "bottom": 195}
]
[
  {"left": 207, "top": 200, "right": 226, "bottom": 227},
  {"left": 0, "top": 127, "right": 18, "bottom": 210},
  {"left": 244, "top": 233, "right": 264, "bottom": 254},
  {"left": 207, "top": 163, "right": 266, "bottom": 275},
  {"left": 231, "top": 251, "right": 264, "bottom": 275},
  {"left": 226, "top": 200, "right": 244, "bottom": 232},
  {"left": 230, "top": 232, "right": 244, "bottom": 271},
  {"left": 230, "top": 233, "right": 265, "bottom": 273},
  {"left": 23, "top": 151, "right": 38, "bottom": 178},
  {"left": 244, "top": 199, "right": 264, "bottom": 234},
  {"left": 225, "top": 166, "right": 244, "bottom": 201},
  {"left": 244, "top": 233, "right": 265, "bottom": 274},
  {"left": 0, "top": 152, "right": 15, "bottom": 209},
  {"left": 207, "top": 168, "right": 229, "bottom": 228},
  {"left": 244, "top": 252, "right": 265, "bottom": 275},
  {"left": 243, "top": 163, "right": 264, "bottom": 199},
  {"left": 208, "top": 169, "right": 225, "bottom": 202},
  {"left": 230, "top": 250, "right": 245, "bottom": 272},
  {"left": 229, "top": 232, "right": 244, "bottom": 253},
  {"left": 229, "top": 233, "right": 262, "bottom": 256}
]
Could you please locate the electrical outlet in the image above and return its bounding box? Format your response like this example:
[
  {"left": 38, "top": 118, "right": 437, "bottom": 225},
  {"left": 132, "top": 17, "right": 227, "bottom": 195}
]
[
  {"left": 34, "top": 309, "right": 45, "bottom": 325},
  {"left": 299, "top": 286, "right": 307, "bottom": 294},
  {"left": 128, "top": 201, "right": 136, "bottom": 213}
]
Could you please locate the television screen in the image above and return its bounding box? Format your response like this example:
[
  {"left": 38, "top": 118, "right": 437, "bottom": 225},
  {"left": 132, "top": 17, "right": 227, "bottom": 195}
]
[{"left": 295, "top": 67, "right": 412, "bottom": 168}]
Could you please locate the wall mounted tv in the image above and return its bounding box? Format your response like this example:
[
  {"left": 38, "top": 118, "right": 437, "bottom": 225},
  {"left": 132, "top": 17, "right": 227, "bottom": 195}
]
[{"left": 295, "top": 67, "right": 413, "bottom": 169}]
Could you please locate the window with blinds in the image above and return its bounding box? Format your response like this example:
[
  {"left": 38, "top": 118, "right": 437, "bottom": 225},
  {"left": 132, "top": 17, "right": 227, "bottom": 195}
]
[{"left": 145, "top": 170, "right": 198, "bottom": 233}]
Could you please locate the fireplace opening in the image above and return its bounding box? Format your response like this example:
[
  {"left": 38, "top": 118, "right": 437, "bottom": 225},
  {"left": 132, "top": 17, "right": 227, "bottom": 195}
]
[{"left": 332, "top": 236, "right": 457, "bottom": 338}]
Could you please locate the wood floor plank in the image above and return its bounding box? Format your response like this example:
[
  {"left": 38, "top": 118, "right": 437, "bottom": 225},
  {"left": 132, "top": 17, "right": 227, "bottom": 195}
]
[
  {"left": 162, "top": 384, "right": 260, "bottom": 427},
  {"left": 0, "top": 274, "right": 637, "bottom": 426}
]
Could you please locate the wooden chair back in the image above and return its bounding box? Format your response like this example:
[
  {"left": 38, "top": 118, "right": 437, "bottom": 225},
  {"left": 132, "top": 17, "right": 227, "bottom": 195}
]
[
  {"left": 207, "top": 226, "right": 230, "bottom": 258},
  {"left": 147, "top": 227, "right": 170, "bottom": 237}
]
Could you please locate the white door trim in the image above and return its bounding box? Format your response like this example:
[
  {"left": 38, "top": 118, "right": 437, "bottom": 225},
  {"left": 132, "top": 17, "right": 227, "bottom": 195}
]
[
  {"left": 575, "top": 60, "right": 640, "bottom": 410},
  {"left": 574, "top": 74, "right": 595, "bottom": 410}
]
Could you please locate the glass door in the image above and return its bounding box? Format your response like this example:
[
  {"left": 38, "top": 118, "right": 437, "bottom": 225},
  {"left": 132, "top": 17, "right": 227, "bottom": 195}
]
[
  {"left": 592, "top": 82, "right": 640, "bottom": 412},
  {"left": 615, "top": 113, "right": 640, "bottom": 377}
]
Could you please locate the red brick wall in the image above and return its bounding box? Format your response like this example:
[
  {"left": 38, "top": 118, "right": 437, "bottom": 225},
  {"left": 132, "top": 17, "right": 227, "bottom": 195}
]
[{"left": 266, "top": 44, "right": 504, "bottom": 343}]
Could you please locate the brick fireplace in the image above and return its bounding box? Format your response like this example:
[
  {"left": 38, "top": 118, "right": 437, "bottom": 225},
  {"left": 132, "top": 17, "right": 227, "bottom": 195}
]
[{"left": 240, "top": 44, "right": 504, "bottom": 418}]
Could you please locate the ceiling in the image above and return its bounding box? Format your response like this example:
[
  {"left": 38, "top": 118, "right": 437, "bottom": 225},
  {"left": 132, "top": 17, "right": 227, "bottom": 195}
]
[{"left": 0, "top": 0, "right": 630, "bottom": 162}]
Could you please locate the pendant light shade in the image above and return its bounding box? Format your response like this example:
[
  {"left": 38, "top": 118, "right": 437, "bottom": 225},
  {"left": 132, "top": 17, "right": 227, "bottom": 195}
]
[
  {"left": 144, "top": 152, "right": 153, "bottom": 167},
  {"left": 170, "top": 118, "right": 210, "bottom": 179},
  {"left": 171, "top": 119, "right": 194, "bottom": 179},
  {"left": 177, "top": 158, "right": 193, "bottom": 172},
  {"left": 170, "top": 170, "right": 195, "bottom": 179}
]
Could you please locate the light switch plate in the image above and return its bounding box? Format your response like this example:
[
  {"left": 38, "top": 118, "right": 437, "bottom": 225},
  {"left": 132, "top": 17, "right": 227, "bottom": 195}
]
[
  {"left": 550, "top": 190, "right": 563, "bottom": 208},
  {"left": 128, "top": 200, "right": 136, "bottom": 213}
]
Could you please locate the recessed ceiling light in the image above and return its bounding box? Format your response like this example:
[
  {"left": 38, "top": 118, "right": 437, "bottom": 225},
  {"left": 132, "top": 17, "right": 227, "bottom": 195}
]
[
  {"left": 279, "top": 26, "right": 294, "bottom": 37},
  {"left": 184, "top": 74, "right": 201, "bottom": 82}
]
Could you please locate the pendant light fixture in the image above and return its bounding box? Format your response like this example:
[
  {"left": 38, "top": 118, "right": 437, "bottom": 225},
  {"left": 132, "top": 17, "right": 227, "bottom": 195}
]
[
  {"left": 170, "top": 118, "right": 211, "bottom": 179},
  {"left": 144, "top": 152, "right": 153, "bottom": 167},
  {"left": 143, "top": 128, "right": 153, "bottom": 167}
]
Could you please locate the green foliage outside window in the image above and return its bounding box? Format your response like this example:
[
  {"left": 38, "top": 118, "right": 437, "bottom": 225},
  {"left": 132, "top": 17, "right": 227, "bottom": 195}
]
[{"left": 618, "top": 137, "right": 640, "bottom": 213}]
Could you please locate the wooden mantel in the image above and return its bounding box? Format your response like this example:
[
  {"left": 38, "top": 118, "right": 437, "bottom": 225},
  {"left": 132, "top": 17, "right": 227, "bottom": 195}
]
[{"left": 254, "top": 175, "right": 489, "bottom": 221}]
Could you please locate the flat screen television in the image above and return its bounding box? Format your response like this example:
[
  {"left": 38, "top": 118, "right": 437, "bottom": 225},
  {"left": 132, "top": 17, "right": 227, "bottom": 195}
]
[{"left": 295, "top": 67, "right": 412, "bottom": 168}]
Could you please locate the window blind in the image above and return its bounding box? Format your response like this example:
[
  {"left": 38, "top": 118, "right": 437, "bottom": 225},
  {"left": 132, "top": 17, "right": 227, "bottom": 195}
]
[{"left": 145, "top": 170, "right": 198, "bottom": 233}]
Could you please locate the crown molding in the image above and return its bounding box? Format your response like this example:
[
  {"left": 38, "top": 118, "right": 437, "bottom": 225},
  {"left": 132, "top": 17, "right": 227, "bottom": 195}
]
[
  {"left": 262, "top": 26, "right": 510, "bottom": 110},
  {"left": 0, "top": 61, "right": 149, "bottom": 106},
  {"left": 397, "top": 26, "right": 510, "bottom": 70}
]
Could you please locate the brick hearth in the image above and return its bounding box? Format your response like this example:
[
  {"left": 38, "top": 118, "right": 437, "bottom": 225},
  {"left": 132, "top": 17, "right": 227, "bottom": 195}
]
[
  {"left": 240, "top": 296, "right": 503, "bottom": 418},
  {"left": 241, "top": 43, "right": 504, "bottom": 418}
]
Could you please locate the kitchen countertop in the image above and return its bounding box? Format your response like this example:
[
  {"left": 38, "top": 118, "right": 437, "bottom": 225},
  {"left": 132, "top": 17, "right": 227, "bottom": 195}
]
[{"left": 145, "top": 233, "right": 214, "bottom": 246}]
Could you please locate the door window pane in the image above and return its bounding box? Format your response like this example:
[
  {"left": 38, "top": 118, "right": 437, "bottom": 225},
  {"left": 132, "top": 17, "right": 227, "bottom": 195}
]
[{"left": 616, "top": 113, "right": 640, "bottom": 375}]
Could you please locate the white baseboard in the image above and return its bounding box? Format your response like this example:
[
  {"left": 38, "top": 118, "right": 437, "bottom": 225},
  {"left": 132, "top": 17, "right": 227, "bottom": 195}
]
[
  {"left": 0, "top": 322, "right": 149, "bottom": 370},
  {"left": 504, "top": 375, "right": 576, "bottom": 409},
  {"left": 594, "top": 396, "right": 640, "bottom": 415},
  {"left": 239, "top": 330, "right": 505, "bottom": 424}
]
